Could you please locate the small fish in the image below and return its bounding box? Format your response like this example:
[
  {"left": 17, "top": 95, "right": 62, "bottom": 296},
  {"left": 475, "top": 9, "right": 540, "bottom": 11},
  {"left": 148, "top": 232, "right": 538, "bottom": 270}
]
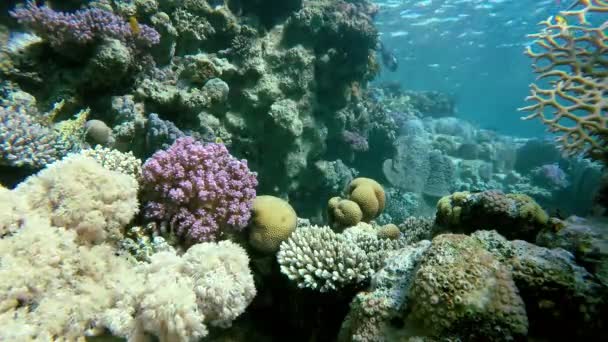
[
  {"left": 215, "top": 137, "right": 223, "bottom": 144},
  {"left": 129, "top": 16, "right": 141, "bottom": 35},
  {"left": 554, "top": 14, "right": 568, "bottom": 26},
  {"left": 378, "top": 41, "right": 398, "bottom": 72}
]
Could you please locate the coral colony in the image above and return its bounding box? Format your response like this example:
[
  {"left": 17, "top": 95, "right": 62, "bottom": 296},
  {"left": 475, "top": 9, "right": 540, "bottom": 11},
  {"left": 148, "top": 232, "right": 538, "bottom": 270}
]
[{"left": 0, "top": 0, "right": 607, "bottom": 341}]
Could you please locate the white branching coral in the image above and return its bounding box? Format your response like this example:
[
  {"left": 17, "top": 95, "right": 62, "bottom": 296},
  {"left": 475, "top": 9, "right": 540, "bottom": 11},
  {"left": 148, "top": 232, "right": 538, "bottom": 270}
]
[
  {"left": 277, "top": 225, "right": 374, "bottom": 292},
  {"left": 80, "top": 145, "right": 143, "bottom": 182},
  {"left": 343, "top": 222, "right": 409, "bottom": 271}
]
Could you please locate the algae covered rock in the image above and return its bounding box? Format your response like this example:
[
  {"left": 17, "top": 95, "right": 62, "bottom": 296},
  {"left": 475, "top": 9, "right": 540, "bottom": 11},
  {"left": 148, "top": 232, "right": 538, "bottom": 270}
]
[{"left": 436, "top": 190, "right": 549, "bottom": 241}]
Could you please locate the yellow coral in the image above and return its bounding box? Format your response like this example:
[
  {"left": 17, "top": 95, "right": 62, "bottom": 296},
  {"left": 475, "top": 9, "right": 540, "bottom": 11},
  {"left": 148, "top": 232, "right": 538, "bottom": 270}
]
[
  {"left": 507, "top": 194, "right": 549, "bottom": 226},
  {"left": 519, "top": 2, "right": 608, "bottom": 160},
  {"left": 377, "top": 224, "right": 401, "bottom": 240},
  {"left": 54, "top": 107, "right": 90, "bottom": 143},
  {"left": 347, "top": 178, "right": 385, "bottom": 222},
  {"left": 436, "top": 192, "right": 470, "bottom": 226},
  {"left": 328, "top": 197, "right": 363, "bottom": 229},
  {"left": 248, "top": 195, "right": 297, "bottom": 254}
]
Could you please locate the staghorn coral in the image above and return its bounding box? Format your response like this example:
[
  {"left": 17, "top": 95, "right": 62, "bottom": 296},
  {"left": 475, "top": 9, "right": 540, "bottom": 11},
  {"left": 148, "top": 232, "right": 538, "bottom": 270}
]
[
  {"left": 248, "top": 195, "right": 298, "bottom": 254},
  {"left": 14, "top": 154, "right": 139, "bottom": 245},
  {"left": 519, "top": 3, "right": 608, "bottom": 161},
  {"left": 142, "top": 137, "right": 257, "bottom": 243}
]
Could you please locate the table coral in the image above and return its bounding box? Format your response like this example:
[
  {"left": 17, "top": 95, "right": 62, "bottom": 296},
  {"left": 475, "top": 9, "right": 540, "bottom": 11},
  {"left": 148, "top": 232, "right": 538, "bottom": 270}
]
[{"left": 520, "top": 2, "right": 608, "bottom": 161}]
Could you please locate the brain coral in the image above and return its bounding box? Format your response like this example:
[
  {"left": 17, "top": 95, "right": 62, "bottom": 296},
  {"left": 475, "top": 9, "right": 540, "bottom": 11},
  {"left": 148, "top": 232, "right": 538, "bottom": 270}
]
[
  {"left": 347, "top": 177, "right": 385, "bottom": 222},
  {"left": 328, "top": 196, "right": 364, "bottom": 229},
  {"left": 248, "top": 195, "right": 298, "bottom": 254},
  {"left": 142, "top": 137, "right": 258, "bottom": 243},
  {"left": 408, "top": 234, "right": 528, "bottom": 341},
  {"left": 14, "top": 154, "right": 139, "bottom": 244}
]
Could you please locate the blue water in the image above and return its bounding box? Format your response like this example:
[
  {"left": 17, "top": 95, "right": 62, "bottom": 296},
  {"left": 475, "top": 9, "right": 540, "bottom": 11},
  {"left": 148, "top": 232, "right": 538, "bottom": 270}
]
[{"left": 372, "top": 0, "right": 587, "bottom": 137}]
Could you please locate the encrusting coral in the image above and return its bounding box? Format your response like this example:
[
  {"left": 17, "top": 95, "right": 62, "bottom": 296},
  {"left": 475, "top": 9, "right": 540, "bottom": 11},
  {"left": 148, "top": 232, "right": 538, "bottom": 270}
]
[
  {"left": 408, "top": 234, "right": 529, "bottom": 341},
  {"left": 519, "top": 1, "right": 608, "bottom": 161},
  {"left": 248, "top": 195, "right": 298, "bottom": 254},
  {"left": 436, "top": 190, "right": 549, "bottom": 241}
]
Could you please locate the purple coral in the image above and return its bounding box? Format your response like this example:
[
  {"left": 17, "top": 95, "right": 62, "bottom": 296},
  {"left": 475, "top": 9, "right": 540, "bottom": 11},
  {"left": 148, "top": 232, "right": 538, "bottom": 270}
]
[
  {"left": 10, "top": 2, "right": 160, "bottom": 48},
  {"left": 142, "top": 137, "right": 258, "bottom": 242},
  {"left": 342, "top": 130, "right": 369, "bottom": 152}
]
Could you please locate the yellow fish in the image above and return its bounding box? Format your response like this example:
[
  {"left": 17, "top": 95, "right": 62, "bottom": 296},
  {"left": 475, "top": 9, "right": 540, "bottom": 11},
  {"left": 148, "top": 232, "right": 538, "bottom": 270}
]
[
  {"left": 215, "top": 137, "right": 223, "bottom": 144},
  {"left": 129, "top": 16, "right": 141, "bottom": 35},
  {"left": 555, "top": 14, "right": 568, "bottom": 26}
]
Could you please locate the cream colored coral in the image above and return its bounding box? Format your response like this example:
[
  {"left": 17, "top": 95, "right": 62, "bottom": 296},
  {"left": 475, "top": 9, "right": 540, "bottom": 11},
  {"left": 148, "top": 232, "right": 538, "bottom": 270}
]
[
  {"left": 80, "top": 145, "right": 143, "bottom": 182},
  {"left": 182, "top": 241, "right": 256, "bottom": 328},
  {"left": 14, "top": 154, "right": 139, "bottom": 244},
  {"left": 0, "top": 219, "right": 139, "bottom": 341},
  {"left": 0, "top": 185, "right": 28, "bottom": 236},
  {"left": 105, "top": 241, "right": 255, "bottom": 340},
  {"left": 277, "top": 225, "right": 373, "bottom": 292}
]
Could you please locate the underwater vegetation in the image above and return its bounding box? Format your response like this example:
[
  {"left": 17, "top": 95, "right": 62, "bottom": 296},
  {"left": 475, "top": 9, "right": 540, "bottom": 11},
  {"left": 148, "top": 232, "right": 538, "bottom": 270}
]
[{"left": 0, "top": 0, "right": 607, "bottom": 341}]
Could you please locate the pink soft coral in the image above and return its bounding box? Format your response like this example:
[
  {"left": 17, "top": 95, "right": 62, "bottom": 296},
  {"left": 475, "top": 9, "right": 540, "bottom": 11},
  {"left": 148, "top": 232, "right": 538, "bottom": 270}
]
[{"left": 142, "top": 137, "right": 257, "bottom": 242}]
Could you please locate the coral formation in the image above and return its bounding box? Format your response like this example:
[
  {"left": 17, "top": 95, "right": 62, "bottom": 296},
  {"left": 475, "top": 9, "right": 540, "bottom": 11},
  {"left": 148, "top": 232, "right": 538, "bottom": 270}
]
[
  {"left": 338, "top": 241, "right": 432, "bottom": 342},
  {"left": 10, "top": 2, "right": 160, "bottom": 49},
  {"left": 347, "top": 177, "right": 386, "bottom": 222},
  {"left": 520, "top": 2, "right": 608, "bottom": 161},
  {"left": 80, "top": 145, "right": 143, "bottom": 182},
  {"left": 408, "top": 234, "right": 528, "bottom": 340},
  {"left": 0, "top": 106, "right": 72, "bottom": 168},
  {"left": 328, "top": 197, "right": 364, "bottom": 229},
  {"left": 277, "top": 225, "right": 373, "bottom": 292},
  {"left": 14, "top": 154, "right": 139, "bottom": 244},
  {"left": 142, "top": 137, "right": 257, "bottom": 243},
  {"left": 248, "top": 195, "right": 298, "bottom": 254},
  {"left": 436, "top": 190, "right": 549, "bottom": 241}
]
